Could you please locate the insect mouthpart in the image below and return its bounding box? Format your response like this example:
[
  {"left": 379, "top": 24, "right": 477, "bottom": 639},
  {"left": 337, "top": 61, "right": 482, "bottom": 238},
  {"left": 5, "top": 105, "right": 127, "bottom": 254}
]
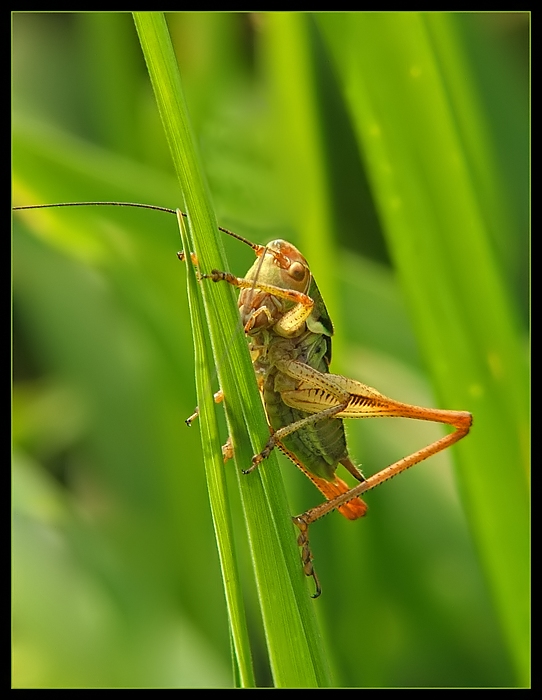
[{"left": 241, "top": 292, "right": 282, "bottom": 334}]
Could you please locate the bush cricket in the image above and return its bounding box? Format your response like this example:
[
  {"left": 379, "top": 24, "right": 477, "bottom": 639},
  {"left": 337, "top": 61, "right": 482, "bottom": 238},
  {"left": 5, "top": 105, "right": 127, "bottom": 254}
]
[{"left": 14, "top": 201, "right": 473, "bottom": 597}]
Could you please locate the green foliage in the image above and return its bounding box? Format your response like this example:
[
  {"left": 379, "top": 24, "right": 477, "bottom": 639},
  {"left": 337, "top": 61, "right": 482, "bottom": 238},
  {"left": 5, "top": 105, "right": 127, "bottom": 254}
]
[
  {"left": 134, "top": 13, "right": 331, "bottom": 686},
  {"left": 13, "top": 12, "right": 528, "bottom": 688}
]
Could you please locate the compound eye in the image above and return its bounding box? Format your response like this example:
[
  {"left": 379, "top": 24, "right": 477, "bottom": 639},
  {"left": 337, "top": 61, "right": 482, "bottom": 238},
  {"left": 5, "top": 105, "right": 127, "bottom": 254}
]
[{"left": 289, "top": 261, "right": 307, "bottom": 283}]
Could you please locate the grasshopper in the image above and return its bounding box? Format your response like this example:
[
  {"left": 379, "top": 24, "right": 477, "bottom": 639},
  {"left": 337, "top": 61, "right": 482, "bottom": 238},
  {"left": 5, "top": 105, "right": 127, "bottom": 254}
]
[{"left": 14, "top": 202, "right": 473, "bottom": 597}]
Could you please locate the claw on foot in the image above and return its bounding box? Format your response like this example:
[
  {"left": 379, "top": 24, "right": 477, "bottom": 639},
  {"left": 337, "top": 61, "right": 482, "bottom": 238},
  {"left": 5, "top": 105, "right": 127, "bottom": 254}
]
[
  {"left": 177, "top": 251, "right": 199, "bottom": 266},
  {"left": 185, "top": 411, "right": 198, "bottom": 427},
  {"left": 293, "top": 515, "right": 321, "bottom": 598},
  {"left": 242, "top": 456, "right": 261, "bottom": 475},
  {"left": 241, "top": 431, "right": 276, "bottom": 475}
]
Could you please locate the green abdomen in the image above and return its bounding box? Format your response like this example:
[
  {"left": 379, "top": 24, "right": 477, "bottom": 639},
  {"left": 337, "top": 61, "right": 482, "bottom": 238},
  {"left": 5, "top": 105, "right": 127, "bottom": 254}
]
[{"left": 263, "top": 366, "right": 348, "bottom": 482}]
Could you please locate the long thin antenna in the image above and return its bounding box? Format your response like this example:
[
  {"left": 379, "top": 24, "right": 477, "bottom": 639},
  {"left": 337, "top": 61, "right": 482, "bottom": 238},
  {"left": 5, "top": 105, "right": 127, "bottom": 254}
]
[
  {"left": 13, "top": 202, "right": 177, "bottom": 215},
  {"left": 13, "top": 201, "right": 261, "bottom": 252}
]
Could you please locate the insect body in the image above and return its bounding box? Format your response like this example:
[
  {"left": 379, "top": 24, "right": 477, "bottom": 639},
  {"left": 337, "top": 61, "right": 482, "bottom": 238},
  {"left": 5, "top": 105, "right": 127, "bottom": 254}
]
[
  {"left": 222, "top": 241, "right": 369, "bottom": 518},
  {"left": 204, "top": 238, "right": 472, "bottom": 595},
  {"left": 14, "top": 203, "right": 473, "bottom": 596}
]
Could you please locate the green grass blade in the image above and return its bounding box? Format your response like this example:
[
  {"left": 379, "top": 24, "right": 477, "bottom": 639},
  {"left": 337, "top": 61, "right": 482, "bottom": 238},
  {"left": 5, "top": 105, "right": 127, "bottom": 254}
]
[
  {"left": 318, "top": 12, "right": 529, "bottom": 685},
  {"left": 133, "top": 12, "right": 331, "bottom": 687},
  {"left": 177, "top": 211, "right": 255, "bottom": 687}
]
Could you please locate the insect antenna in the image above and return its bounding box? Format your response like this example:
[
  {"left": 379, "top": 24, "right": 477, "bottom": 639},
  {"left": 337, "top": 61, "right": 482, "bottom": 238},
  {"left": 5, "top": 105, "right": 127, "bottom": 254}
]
[
  {"left": 14, "top": 202, "right": 266, "bottom": 253},
  {"left": 213, "top": 223, "right": 263, "bottom": 255},
  {"left": 13, "top": 201, "right": 177, "bottom": 215},
  {"left": 14, "top": 199, "right": 272, "bottom": 419}
]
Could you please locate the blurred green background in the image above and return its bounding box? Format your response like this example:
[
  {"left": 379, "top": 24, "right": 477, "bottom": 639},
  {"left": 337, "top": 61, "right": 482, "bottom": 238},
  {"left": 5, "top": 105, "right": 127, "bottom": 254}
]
[{"left": 12, "top": 12, "right": 529, "bottom": 688}]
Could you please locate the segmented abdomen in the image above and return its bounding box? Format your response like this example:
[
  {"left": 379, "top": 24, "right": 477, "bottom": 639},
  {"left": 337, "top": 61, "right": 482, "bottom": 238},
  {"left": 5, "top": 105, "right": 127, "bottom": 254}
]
[{"left": 263, "top": 365, "right": 348, "bottom": 482}]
